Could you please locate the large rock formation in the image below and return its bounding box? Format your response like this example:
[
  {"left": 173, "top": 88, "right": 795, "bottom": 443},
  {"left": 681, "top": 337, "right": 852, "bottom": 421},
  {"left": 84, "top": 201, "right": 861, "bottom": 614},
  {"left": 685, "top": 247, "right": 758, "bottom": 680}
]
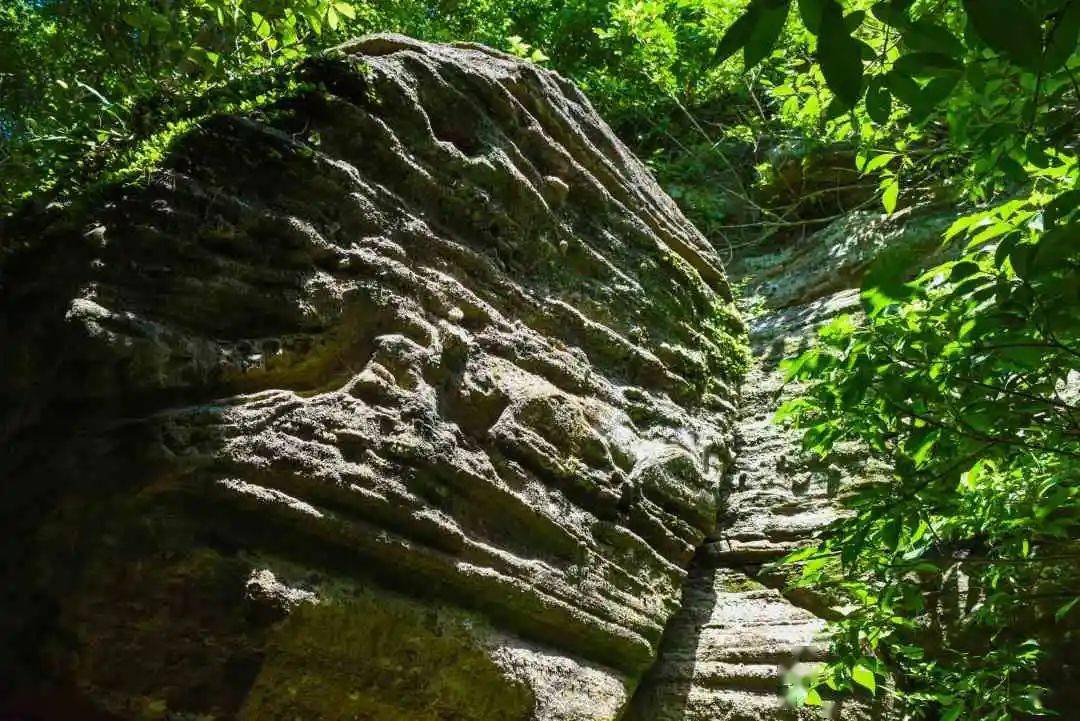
[{"left": 0, "top": 36, "right": 746, "bottom": 720}]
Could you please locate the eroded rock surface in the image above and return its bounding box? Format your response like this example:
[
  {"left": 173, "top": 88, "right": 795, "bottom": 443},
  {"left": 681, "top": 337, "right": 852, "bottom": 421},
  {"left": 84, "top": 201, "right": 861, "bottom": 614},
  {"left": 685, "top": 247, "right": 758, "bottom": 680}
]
[{"left": 0, "top": 36, "right": 744, "bottom": 720}]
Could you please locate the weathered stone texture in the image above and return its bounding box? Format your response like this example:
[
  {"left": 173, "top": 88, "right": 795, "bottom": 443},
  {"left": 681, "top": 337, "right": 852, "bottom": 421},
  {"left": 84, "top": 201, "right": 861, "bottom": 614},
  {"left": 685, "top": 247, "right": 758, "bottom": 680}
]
[{"left": 0, "top": 36, "right": 744, "bottom": 720}]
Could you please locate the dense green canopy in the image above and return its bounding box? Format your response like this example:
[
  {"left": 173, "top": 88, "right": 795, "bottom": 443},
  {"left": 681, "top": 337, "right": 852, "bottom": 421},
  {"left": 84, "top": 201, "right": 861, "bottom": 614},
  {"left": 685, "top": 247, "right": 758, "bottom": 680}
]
[{"left": 2, "top": 2, "right": 1077, "bottom": 719}]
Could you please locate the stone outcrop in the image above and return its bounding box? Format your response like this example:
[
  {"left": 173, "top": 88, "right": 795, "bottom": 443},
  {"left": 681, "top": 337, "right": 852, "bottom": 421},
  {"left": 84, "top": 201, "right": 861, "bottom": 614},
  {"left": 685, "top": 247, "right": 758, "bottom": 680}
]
[{"left": 0, "top": 36, "right": 746, "bottom": 720}]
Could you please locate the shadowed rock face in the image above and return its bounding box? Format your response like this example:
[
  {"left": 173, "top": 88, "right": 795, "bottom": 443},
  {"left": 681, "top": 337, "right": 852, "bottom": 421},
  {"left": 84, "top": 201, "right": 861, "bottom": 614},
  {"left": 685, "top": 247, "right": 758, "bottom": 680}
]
[{"left": 0, "top": 36, "right": 745, "bottom": 720}]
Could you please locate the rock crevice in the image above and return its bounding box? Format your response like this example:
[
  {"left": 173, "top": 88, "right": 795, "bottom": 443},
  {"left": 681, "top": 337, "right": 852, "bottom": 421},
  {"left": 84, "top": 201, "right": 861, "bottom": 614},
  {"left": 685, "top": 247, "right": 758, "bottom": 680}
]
[{"left": 624, "top": 208, "right": 950, "bottom": 721}]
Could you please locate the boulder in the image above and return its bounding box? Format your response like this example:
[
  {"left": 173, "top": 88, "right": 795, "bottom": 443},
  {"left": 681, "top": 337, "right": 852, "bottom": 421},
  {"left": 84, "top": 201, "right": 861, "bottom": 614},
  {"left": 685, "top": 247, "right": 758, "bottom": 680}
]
[{"left": 0, "top": 36, "right": 744, "bottom": 720}]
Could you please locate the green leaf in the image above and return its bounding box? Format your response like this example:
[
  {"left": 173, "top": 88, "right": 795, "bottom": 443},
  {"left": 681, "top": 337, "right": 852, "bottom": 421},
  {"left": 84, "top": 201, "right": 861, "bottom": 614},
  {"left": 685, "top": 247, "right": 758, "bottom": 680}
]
[
  {"left": 941, "top": 705, "right": 964, "bottom": 721},
  {"left": 944, "top": 212, "right": 985, "bottom": 240},
  {"left": 963, "top": 0, "right": 1043, "bottom": 70},
  {"left": 892, "top": 52, "right": 962, "bottom": 78},
  {"left": 1031, "top": 223, "right": 1080, "bottom": 274},
  {"left": 882, "top": 176, "right": 899, "bottom": 213},
  {"left": 122, "top": 11, "right": 144, "bottom": 30},
  {"left": 949, "top": 260, "right": 979, "bottom": 281},
  {"left": 781, "top": 544, "right": 825, "bottom": 563},
  {"left": 781, "top": 348, "right": 824, "bottom": 380},
  {"left": 864, "top": 152, "right": 897, "bottom": 173},
  {"left": 910, "top": 429, "right": 940, "bottom": 467},
  {"left": 871, "top": 0, "right": 912, "bottom": 27},
  {"left": 786, "top": 684, "right": 809, "bottom": 707},
  {"left": 861, "top": 247, "right": 914, "bottom": 315},
  {"left": 1045, "top": 0, "right": 1080, "bottom": 71},
  {"left": 851, "top": 663, "right": 876, "bottom": 693},
  {"left": 818, "top": 0, "right": 864, "bottom": 107},
  {"left": 335, "top": 2, "right": 357, "bottom": 20},
  {"left": 1056, "top": 596, "right": 1080, "bottom": 622},
  {"left": 881, "top": 517, "right": 902, "bottom": 550},
  {"left": 798, "top": 0, "right": 825, "bottom": 33},
  {"left": 921, "top": 74, "right": 960, "bottom": 106},
  {"left": 894, "top": 643, "right": 925, "bottom": 659},
  {"left": 903, "top": 20, "right": 963, "bottom": 57},
  {"left": 1046, "top": 189, "right": 1080, "bottom": 226},
  {"left": 250, "top": 11, "right": 271, "bottom": 39},
  {"left": 885, "top": 70, "right": 922, "bottom": 107},
  {"left": 802, "top": 553, "right": 831, "bottom": 576},
  {"left": 866, "top": 76, "right": 893, "bottom": 123},
  {"left": 824, "top": 96, "right": 850, "bottom": 120},
  {"left": 845, "top": 10, "right": 866, "bottom": 31},
  {"left": 967, "top": 221, "right": 1015, "bottom": 247},
  {"left": 744, "top": 1, "right": 791, "bottom": 68},
  {"left": 715, "top": 5, "right": 759, "bottom": 63}
]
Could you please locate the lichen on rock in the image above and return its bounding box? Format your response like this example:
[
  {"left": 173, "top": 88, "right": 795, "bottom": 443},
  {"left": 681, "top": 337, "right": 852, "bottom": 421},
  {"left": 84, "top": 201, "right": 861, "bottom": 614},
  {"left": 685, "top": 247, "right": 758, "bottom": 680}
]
[{"left": 0, "top": 35, "right": 744, "bottom": 720}]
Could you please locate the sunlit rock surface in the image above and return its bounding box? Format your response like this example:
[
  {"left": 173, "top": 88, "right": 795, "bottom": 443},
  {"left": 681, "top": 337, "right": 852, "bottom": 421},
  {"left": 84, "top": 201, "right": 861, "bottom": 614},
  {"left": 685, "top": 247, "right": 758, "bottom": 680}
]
[{"left": 0, "top": 36, "right": 745, "bottom": 720}]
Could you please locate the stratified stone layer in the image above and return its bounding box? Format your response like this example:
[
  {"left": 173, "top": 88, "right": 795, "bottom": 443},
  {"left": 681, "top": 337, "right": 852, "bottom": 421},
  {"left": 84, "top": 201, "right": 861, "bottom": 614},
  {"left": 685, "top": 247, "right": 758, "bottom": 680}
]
[{"left": 0, "top": 36, "right": 743, "bottom": 720}]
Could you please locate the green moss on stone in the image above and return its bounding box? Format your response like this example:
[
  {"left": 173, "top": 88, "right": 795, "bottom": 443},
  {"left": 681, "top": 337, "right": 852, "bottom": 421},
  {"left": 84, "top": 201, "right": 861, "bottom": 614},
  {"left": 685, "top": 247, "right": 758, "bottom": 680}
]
[{"left": 240, "top": 589, "right": 535, "bottom": 721}]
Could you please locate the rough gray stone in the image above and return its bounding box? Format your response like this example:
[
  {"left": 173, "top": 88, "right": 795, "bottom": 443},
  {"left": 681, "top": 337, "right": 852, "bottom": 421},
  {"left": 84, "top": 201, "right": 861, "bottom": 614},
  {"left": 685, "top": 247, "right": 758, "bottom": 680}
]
[{"left": 0, "top": 36, "right": 744, "bottom": 720}]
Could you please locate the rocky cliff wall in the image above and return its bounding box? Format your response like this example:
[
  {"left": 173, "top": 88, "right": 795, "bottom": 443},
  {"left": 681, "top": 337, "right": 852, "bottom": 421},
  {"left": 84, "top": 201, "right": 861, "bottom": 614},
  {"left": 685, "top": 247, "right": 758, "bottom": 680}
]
[{"left": 0, "top": 36, "right": 746, "bottom": 720}]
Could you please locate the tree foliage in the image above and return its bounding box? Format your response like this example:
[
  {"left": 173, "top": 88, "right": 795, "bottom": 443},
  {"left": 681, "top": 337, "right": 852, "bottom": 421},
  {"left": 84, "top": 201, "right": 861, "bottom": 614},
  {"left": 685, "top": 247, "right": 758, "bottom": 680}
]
[
  {"left": 0, "top": 0, "right": 754, "bottom": 211},
  {"left": 1, "top": 2, "right": 1078, "bottom": 719},
  {"left": 779, "top": 188, "right": 1079, "bottom": 718},
  {"left": 730, "top": 2, "right": 1080, "bottom": 718}
]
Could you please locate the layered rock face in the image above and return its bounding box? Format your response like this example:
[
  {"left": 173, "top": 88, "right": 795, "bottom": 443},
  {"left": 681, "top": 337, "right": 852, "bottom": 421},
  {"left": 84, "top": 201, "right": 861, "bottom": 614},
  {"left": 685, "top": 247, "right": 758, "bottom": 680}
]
[
  {"left": 627, "top": 210, "right": 948, "bottom": 721},
  {"left": 0, "top": 36, "right": 745, "bottom": 720}
]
